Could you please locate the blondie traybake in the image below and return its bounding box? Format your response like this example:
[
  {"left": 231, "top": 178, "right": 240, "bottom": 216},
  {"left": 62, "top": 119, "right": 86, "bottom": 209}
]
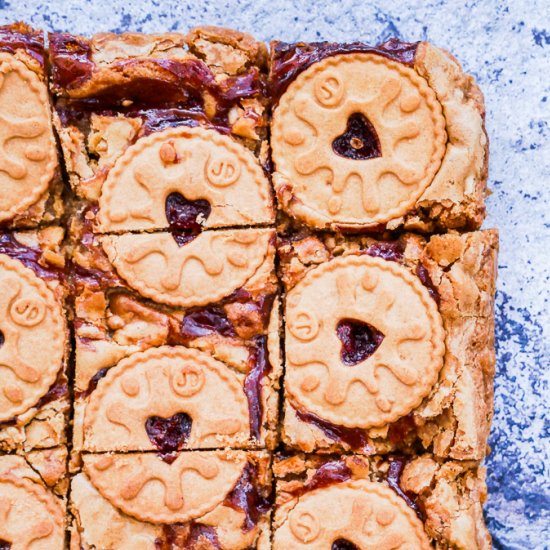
[{"left": 0, "top": 23, "right": 497, "bottom": 550}]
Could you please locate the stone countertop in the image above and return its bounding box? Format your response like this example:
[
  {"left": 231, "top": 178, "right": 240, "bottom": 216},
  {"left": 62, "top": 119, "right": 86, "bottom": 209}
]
[{"left": 2, "top": 0, "right": 549, "bottom": 548}]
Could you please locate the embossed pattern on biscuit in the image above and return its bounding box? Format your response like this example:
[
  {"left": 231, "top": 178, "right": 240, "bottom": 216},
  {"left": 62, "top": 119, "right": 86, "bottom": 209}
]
[
  {"left": 101, "top": 229, "right": 273, "bottom": 307},
  {"left": 285, "top": 255, "right": 445, "bottom": 428},
  {"left": 272, "top": 53, "right": 447, "bottom": 228},
  {"left": 0, "top": 474, "right": 66, "bottom": 549},
  {"left": 273, "top": 480, "right": 430, "bottom": 549},
  {"left": 0, "top": 255, "right": 65, "bottom": 422},
  {"left": 0, "top": 54, "right": 57, "bottom": 222},
  {"left": 83, "top": 346, "right": 250, "bottom": 451},
  {"left": 84, "top": 452, "right": 248, "bottom": 524},
  {"left": 97, "top": 126, "right": 274, "bottom": 232}
]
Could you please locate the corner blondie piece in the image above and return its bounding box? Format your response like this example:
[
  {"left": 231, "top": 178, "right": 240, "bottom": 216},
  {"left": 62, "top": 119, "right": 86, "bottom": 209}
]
[
  {"left": 270, "top": 39, "right": 488, "bottom": 233},
  {"left": 70, "top": 219, "right": 281, "bottom": 451},
  {"left": 0, "top": 450, "right": 68, "bottom": 548},
  {"left": 273, "top": 453, "right": 491, "bottom": 549},
  {"left": 0, "top": 23, "right": 64, "bottom": 228},
  {"left": 0, "top": 228, "right": 70, "bottom": 452},
  {"left": 49, "top": 27, "right": 274, "bottom": 231},
  {"left": 279, "top": 229, "right": 497, "bottom": 460},
  {"left": 70, "top": 450, "right": 272, "bottom": 549}
]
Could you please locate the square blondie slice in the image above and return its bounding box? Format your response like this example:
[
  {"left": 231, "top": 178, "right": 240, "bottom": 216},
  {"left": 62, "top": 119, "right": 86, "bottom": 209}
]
[
  {"left": 270, "top": 39, "right": 488, "bottom": 233},
  {"left": 0, "top": 23, "right": 64, "bottom": 228},
  {"left": 70, "top": 450, "right": 272, "bottom": 550},
  {"left": 0, "top": 228, "right": 70, "bottom": 452},
  {"left": 279, "top": 229, "right": 498, "bottom": 460},
  {"left": 273, "top": 453, "right": 491, "bottom": 549},
  {"left": 70, "top": 222, "right": 281, "bottom": 451},
  {"left": 0, "top": 450, "right": 68, "bottom": 549},
  {"left": 49, "top": 27, "right": 274, "bottom": 232}
]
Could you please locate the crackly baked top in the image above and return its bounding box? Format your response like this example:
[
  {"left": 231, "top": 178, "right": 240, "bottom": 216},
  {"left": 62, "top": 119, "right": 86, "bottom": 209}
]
[
  {"left": 84, "top": 346, "right": 250, "bottom": 451},
  {"left": 0, "top": 254, "right": 65, "bottom": 422},
  {"left": 285, "top": 254, "right": 445, "bottom": 428},
  {"left": 272, "top": 52, "right": 446, "bottom": 228},
  {"left": 0, "top": 53, "right": 57, "bottom": 222},
  {"left": 97, "top": 126, "right": 273, "bottom": 232},
  {"left": 274, "top": 480, "right": 430, "bottom": 549},
  {"left": 84, "top": 452, "right": 247, "bottom": 524},
  {"left": 101, "top": 229, "right": 273, "bottom": 307},
  {"left": 0, "top": 474, "right": 65, "bottom": 549}
]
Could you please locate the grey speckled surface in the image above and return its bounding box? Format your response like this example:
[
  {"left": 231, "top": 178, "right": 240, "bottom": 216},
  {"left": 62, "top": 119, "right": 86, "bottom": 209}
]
[{"left": 2, "top": 0, "right": 549, "bottom": 548}]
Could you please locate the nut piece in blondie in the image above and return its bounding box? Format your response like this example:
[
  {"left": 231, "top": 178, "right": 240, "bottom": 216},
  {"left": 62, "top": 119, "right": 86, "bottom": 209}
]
[
  {"left": 0, "top": 228, "right": 70, "bottom": 452},
  {"left": 70, "top": 451, "right": 272, "bottom": 550},
  {"left": 279, "top": 229, "right": 497, "bottom": 460},
  {"left": 0, "top": 23, "right": 64, "bottom": 228},
  {"left": 270, "top": 39, "right": 488, "bottom": 232}
]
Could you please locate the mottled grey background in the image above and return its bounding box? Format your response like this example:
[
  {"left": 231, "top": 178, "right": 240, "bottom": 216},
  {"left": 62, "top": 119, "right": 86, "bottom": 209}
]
[{"left": 2, "top": 0, "right": 549, "bottom": 548}]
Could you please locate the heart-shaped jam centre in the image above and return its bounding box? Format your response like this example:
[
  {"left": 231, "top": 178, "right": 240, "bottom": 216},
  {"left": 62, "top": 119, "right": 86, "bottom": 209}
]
[
  {"left": 336, "top": 318, "right": 385, "bottom": 366},
  {"left": 165, "top": 192, "right": 211, "bottom": 247},
  {"left": 332, "top": 539, "right": 359, "bottom": 550},
  {"left": 145, "top": 412, "right": 192, "bottom": 451},
  {"left": 332, "top": 113, "right": 382, "bottom": 160}
]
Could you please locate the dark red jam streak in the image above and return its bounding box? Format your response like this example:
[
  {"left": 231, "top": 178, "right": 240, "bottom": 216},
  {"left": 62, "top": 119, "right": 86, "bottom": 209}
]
[
  {"left": 165, "top": 192, "right": 211, "bottom": 246},
  {"left": 75, "top": 367, "right": 109, "bottom": 400},
  {"left": 223, "top": 462, "right": 272, "bottom": 532},
  {"left": 416, "top": 262, "right": 441, "bottom": 304},
  {"left": 0, "top": 234, "right": 65, "bottom": 281},
  {"left": 179, "top": 306, "right": 236, "bottom": 340},
  {"left": 332, "top": 113, "right": 382, "bottom": 161},
  {"left": 269, "top": 38, "right": 419, "bottom": 103},
  {"left": 155, "top": 522, "right": 220, "bottom": 550},
  {"left": 332, "top": 539, "right": 359, "bottom": 550},
  {"left": 288, "top": 460, "right": 352, "bottom": 498},
  {"left": 0, "top": 539, "right": 11, "bottom": 550},
  {"left": 145, "top": 413, "right": 192, "bottom": 452},
  {"left": 386, "top": 457, "right": 424, "bottom": 519},
  {"left": 50, "top": 33, "right": 264, "bottom": 128},
  {"left": 336, "top": 318, "right": 385, "bottom": 366},
  {"left": 295, "top": 407, "right": 374, "bottom": 453},
  {"left": 364, "top": 241, "right": 405, "bottom": 263},
  {"left": 0, "top": 23, "right": 44, "bottom": 67},
  {"left": 245, "top": 335, "right": 271, "bottom": 441}
]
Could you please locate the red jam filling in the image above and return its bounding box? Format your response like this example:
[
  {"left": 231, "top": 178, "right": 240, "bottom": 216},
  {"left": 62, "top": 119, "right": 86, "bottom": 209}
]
[
  {"left": 75, "top": 367, "right": 109, "bottom": 399},
  {"left": 0, "top": 23, "right": 44, "bottom": 67},
  {"left": 0, "top": 234, "right": 65, "bottom": 281},
  {"left": 179, "top": 306, "right": 236, "bottom": 340},
  {"left": 332, "top": 539, "right": 359, "bottom": 550},
  {"left": 244, "top": 335, "right": 271, "bottom": 441},
  {"left": 386, "top": 457, "right": 424, "bottom": 519},
  {"left": 289, "top": 460, "right": 352, "bottom": 498},
  {"left": 332, "top": 113, "right": 382, "bottom": 161},
  {"left": 336, "top": 318, "right": 385, "bottom": 366},
  {"left": 364, "top": 241, "right": 405, "bottom": 263},
  {"left": 165, "top": 192, "right": 211, "bottom": 246},
  {"left": 155, "top": 523, "right": 220, "bottom": 550},
  {"left": 416, "top": 262, "right": 441, "bottom": 304},
  {"left": 34, "top": 375, "right": 68, "bottom": 409},
  {"left": 145, "top": 413, "right": 192, "bottom": 452},
  {"left": 0, "top": 539, "right": 11, "bottom": 550},
  {"left": 295, "top": 407, "right": 374, "bottom": 453},
  {"left": 270, "top": 38, "right": 419, "bottom": 103},
  {"left": 224, "top": 462, "right": 272, "bottom": 532},
  {"left": 0, "top": 330, "right": 4, "bottom": 348}
]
